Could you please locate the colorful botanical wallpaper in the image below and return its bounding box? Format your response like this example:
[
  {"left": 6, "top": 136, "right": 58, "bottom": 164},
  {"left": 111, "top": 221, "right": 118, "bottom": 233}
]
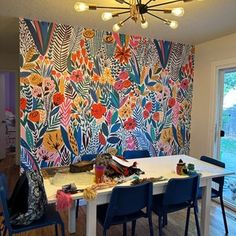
[{"left": 19, "top": 18, "right": 194, "bottom": 170}]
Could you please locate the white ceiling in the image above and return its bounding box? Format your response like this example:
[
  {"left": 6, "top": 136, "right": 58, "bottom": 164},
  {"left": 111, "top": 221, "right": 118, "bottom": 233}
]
[{"left": 0, "top": 0, "right": 236, "bottom": 54}]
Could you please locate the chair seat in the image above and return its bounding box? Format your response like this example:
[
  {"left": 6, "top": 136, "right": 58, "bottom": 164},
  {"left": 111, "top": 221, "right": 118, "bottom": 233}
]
[
  {"left": 152, "top": 194, "right": 190, "bottom": 215},
  {"left": 97, "top": 204, "right": 147, "bottom": 226},
  {"left": 11, "top": 205, "right": 63, "bottom": 233},
  {"left": 197, "top": 187, "right": 220, "bottom": 199}
]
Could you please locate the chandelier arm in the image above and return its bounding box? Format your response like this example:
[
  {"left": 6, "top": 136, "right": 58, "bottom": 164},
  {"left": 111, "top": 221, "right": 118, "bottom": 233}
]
[
  {"left": 144, "top": 0, "right": 154, "bottom": 7},
  {"left": 112, "top": 10, "right": 131, "bottom": 17},
  {"left": 121, "top": 16, "right": 132, "bottom": 24},
  {"left": 90, "top": 6, "right": 130, "bottom": 10},
  {"left": 115, "top": 0, "right": 131, "bottom": 6},
  {"left": 148, "top": 9, "right": 172, "bottom": 13},
  {"left": 147, "top": 12, "right": 168, "bottom": 23},
  {"left": 148, "top": 0, "right": 183, "bottom": 8}
]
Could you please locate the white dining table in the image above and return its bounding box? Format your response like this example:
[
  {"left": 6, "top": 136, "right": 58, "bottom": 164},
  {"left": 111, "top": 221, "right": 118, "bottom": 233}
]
[{"left": 43, "top": 154, "right": 235, "bottom": 236}]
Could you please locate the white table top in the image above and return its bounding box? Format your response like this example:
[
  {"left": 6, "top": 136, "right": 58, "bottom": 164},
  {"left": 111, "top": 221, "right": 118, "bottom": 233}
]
[{"left": 43, "top": 155, "right": 234, "bottom": 203}]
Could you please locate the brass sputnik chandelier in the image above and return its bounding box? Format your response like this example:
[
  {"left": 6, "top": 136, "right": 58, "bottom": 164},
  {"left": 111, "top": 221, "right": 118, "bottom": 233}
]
[{"left": 74, "top": 0, "right": 202, "bottom": 32}]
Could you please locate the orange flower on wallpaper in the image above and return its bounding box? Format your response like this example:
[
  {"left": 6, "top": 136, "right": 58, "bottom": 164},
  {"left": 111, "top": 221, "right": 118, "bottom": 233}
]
[
  {"left": 91, "top": 103, "right": 106, "bottom": 119},
  {"left": 28, "top": 110, "right": 40, "bottom": 123},
  {"left": 83, "top": 28, "right": 95, "bottom": 39},
  {"left": 28, "top": 73, "right": 43, "bottom": 86},
  {"left": 20, "top": 98, "right": 27, "bottom": 110},
  {"left": 152, "top": 112, "right": 160, "bottom": 122},
  {"left": 122, "top": 80, "right": 131, "bottom": 88},
  {"left": 115, "top": 45, "right": 131, "bottom": 64},
  {"left": 53, "top": 92, "right": 64, "bottom": 106}
]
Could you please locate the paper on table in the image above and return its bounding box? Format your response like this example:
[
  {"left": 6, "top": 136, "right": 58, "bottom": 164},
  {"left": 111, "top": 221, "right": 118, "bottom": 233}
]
[{"left": 112, "top": 155, "right": 132, "bottom": 167}]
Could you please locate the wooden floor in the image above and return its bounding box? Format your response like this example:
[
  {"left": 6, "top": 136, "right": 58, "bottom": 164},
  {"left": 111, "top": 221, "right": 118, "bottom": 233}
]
[{"left": 1, "top": 155, "right": 236, "bottom": 236}]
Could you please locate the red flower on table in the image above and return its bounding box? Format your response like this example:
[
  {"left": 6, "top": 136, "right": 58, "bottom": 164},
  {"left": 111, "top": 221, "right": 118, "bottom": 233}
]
[
  {"left": 168, "top": 97, "right": 176, "bottom": 108},
  {"left": 124, "top": 118, "right": 136, "bottom": 130},
  {"left": 53, "top": 92, "right": 64, "bottom": 106},
  {"left": 91, "top": 103, "right": 106, "bottom": 119},
  {"left": 20, "top": 98, "right": 27, "bottom": 110},
  {"left": 70, "top": 69, "right": 83, "bottom": 83},
  {"left": 115, "top": 45, "right": 131, "bottom": 64}
]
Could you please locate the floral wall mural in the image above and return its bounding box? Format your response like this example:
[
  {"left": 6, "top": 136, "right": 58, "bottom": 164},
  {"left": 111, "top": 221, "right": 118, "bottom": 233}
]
[{"left": 19, "top": 18, "right": 194, "bottom": 170}]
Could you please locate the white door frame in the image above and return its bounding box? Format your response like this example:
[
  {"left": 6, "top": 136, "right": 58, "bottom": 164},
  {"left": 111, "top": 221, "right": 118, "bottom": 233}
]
[{"left": 209, "top": 57, "right": 236, "bottom": 159}]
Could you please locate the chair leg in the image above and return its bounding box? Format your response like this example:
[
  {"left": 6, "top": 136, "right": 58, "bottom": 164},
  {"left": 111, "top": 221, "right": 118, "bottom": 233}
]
[
  {"left": 131, "top": 220, "right": 136, "bottom": 236},
  {"left": 55, "top": 224, "right": 58, "bottom": 236},
  {"left": 220, "top": 196, "right": 228, "bottom": 234},
  {"left": 103, "top": 229, "right": 107, "bottom": 236},
  {"left": 3, "top": 228, "right": 7, "bottom": 236},
  {"left": 76, "top": 200, "right": 79, "bottom": 218},
  {"left": 148, "top": 215, "right": 154, "bottom": 236},
  {"left": 194, "top": 206, "right": 201, "bottom": 236},
  {"left": 158, "top": 216, "right": 163, "bottom": 236},
  {"left": 60, "top": 222, "right": 65, "bottom": 236},
  {"left": 184, "top": 207, "right": 191, "bottom": 236},
  {"left": 163, "top": 214, "right": 168, "bottom": 227},
  {"left": 123, "top": 222, "right": 127, "bottom": 236}
]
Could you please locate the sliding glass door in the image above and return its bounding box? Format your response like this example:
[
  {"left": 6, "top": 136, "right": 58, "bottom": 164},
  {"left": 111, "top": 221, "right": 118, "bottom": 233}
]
[{"left": 219, "top": 69, "right": 236, "bottom": 208}]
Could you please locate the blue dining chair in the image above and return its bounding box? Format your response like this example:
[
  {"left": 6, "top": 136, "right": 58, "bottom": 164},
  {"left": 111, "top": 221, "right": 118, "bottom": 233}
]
[
  {"left": 152, "top": 175, "right": 201, "bottom": 236},
  {"left": 97, "top": 182, "right": 154, "bottom": 236},
  {"left": 198, "top": 156, "right": 228, "bottom": 234},
  {"left": 75, "top": 153, "right": 97, "bottom": 218},
  {"left": 123, "top": 150, "right": 150, "bottom": 159},
  {"left": 0, "top": 173, "right": 65, "bottom": 236},
  {"left": 81, "top": 153, "right": 97, "bottom": 161}
]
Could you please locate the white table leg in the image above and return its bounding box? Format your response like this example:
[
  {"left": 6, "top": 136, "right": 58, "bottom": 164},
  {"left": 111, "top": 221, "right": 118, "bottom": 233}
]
[
  {"left": 201, "top": 178, "right": 212, "bottom": 236},
  {"left": 86, "top": 199, "right": 97, "bottom": 236},
  {"left": 68, "top": 200, "right": 76, "bottom": 234}
]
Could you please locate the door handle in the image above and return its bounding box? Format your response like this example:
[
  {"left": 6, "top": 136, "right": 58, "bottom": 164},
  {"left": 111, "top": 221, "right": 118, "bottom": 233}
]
[
  {"left": 220, "top": 130, "right": 225, "bottom": 137},
  {"left": 1, "top": 120, "right": 6, "bottom": 123}
]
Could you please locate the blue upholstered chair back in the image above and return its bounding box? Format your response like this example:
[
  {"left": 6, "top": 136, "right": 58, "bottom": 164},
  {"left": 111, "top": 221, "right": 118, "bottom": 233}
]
[
  {"left": 200, "top": 156, "right": 225, "bottom": 196},
  {"left": 81, "top": 154, "right": 97, "bottom": 161},
  {"left": 123, "top": 150, "right": 150, "bottom": 159},
  {"left": 163, "top": 174, "right": 199, "bottom": 207},
  {"left": 103, "top": 181, "right": 153, "bottom": 229}
]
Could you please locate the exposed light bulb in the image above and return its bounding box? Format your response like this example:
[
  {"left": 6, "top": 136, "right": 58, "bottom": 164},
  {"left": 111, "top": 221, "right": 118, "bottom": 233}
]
[
  {"left": 113, "top": 23, "right": 121, "bottom": 32},
  {"left": 169, "top": 20, "right": 178, "bottom": 29},
  {"left": 171, "top": 7, "right": 184, "bottom": 17},
  {"left": 141, "top": 20, "right": 148, "bottom": 29},
  {"left": 74, "top": 2, "right": 89, "bottom": 12},
  {"left": 101, "top": 12, "right": 113, "bottom": 21}
]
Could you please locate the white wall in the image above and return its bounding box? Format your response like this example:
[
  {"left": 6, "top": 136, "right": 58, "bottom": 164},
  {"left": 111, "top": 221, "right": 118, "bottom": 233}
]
[{"left": 190, "top": 33, "right": 236, "bottom": 158}]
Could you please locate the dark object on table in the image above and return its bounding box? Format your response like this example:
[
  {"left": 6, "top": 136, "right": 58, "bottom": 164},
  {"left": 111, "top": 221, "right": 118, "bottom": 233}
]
[
  {"left": 152, "top": 174, "right": 200, "bottom": 236},
  {"left": 198, "top": 156, "right": 228, "bottom": 234},
  {"left": 0, "top": 173, "right": 65, "bottom": 236},
  {"left": 62, "top": 183, "right": 78, "bottom": 194},
  {"left": 97, "top": 182, "right": 154, "bottom": 236},
  {"left": 69, "top": 160, "right": 94, "bottom": 173}
]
